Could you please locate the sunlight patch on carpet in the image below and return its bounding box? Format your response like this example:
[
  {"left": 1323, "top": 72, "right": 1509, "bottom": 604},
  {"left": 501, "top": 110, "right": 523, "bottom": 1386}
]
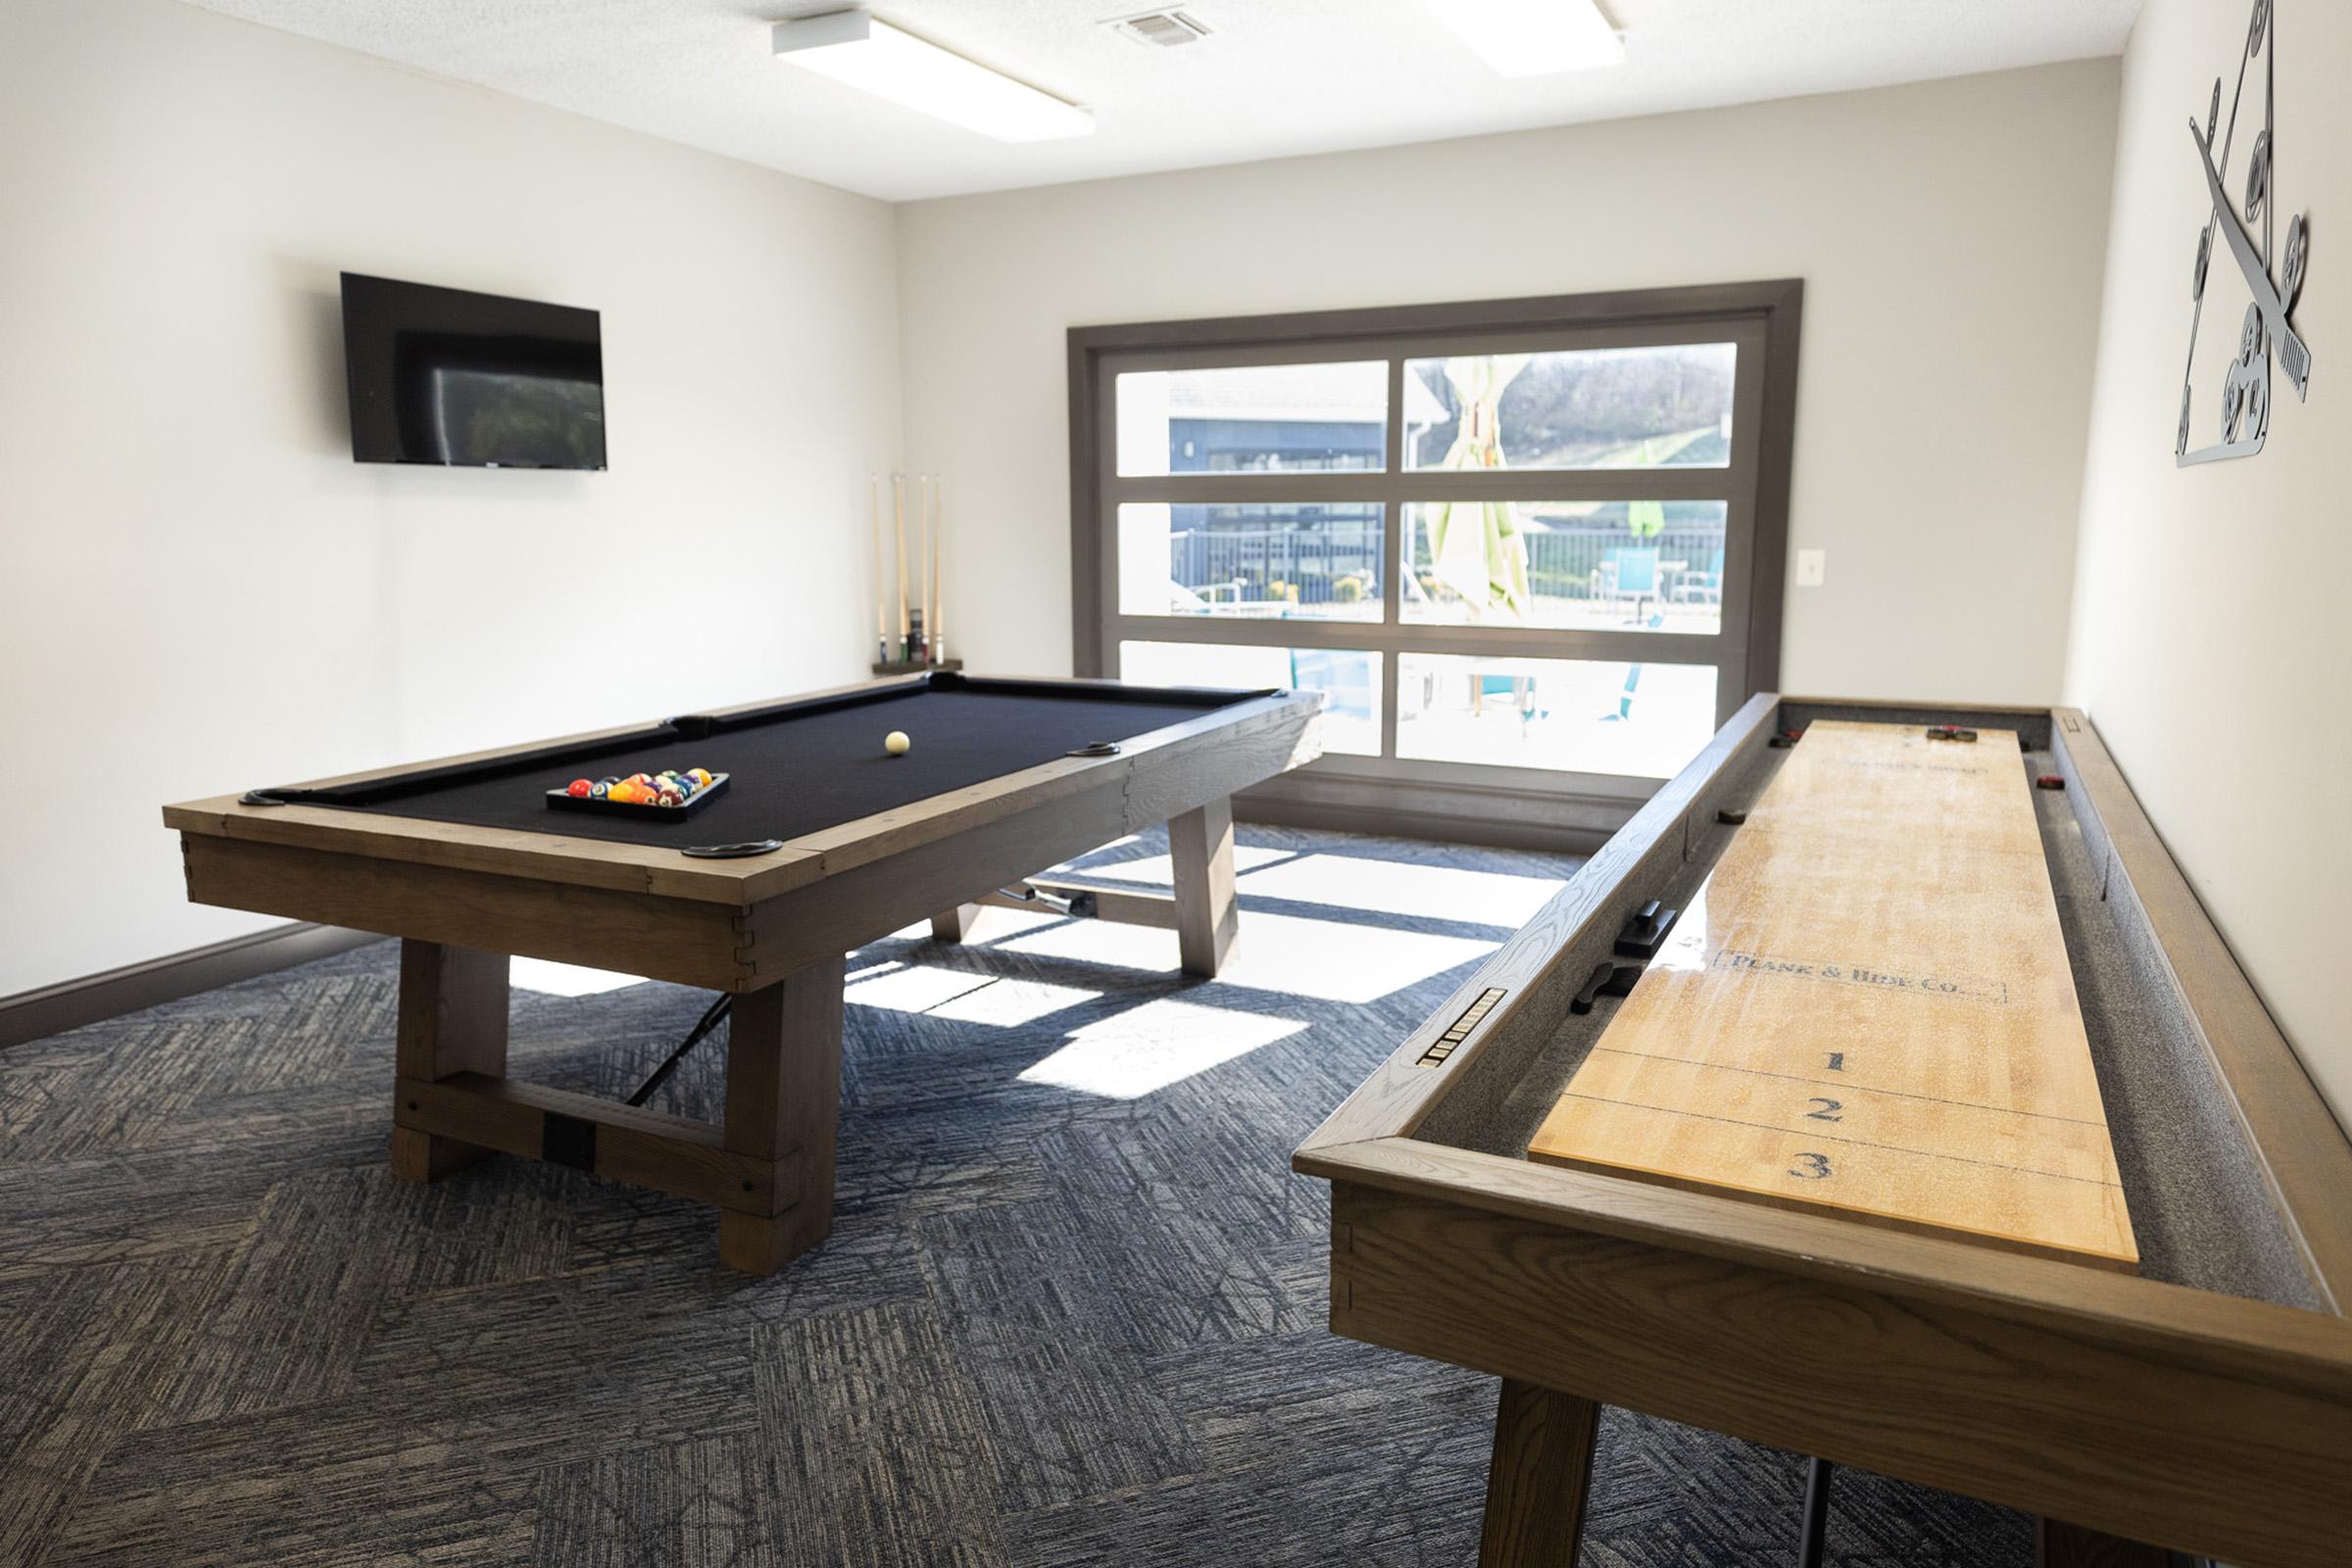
[
  {"left": 1001, "top": 911, "right": 1494, "bottom": 1003},
  {"left": 1237, "top": 855, "right": 1566, "bottom": 925},
  {"left": 1019, "top": 998, "right": 1305, "bottom": 1099},
  {"left": 510, "top": 958, "right": 645, "bottom": 998}
]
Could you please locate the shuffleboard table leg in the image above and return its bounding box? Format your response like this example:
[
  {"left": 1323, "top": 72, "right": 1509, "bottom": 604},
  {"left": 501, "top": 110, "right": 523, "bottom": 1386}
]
[
  {"left": 1169, "top": 795, "right": 1239, "bottom": 978},
  {"left": 2034, "top": 1517, "right": 2173, "bottom": 1568},
  {"left": 715, "top": 956, "right": 846, "bottom": 1275},
  {"left": 1480, "top": 1378, "right": 1600, "bottom": 1568},
  {"left": 388, "top": 940, "right": 509, "bottom": 1181},
  {"left": 930, "top": 904, "right": 982, "bottom": 943}
]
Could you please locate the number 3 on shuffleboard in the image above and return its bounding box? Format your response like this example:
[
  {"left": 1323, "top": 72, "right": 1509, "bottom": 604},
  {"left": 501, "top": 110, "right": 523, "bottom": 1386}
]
[{"left": 1788, "top": 1152, "right": 1833, "bottom": 1180}]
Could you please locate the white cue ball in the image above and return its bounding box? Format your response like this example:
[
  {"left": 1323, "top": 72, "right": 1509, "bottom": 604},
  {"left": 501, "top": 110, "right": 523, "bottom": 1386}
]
[{"left": 885, "top": 730, "right": 911, "bottom": 756}]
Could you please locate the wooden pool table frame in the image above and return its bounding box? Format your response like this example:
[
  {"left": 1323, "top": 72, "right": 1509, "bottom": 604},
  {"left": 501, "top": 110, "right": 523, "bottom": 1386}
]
[
  {"left": 165, "top": 673, "right": 1323, "bottom": 1273},
  {"left": 1295, "top": 694, "right": 2352, "bottom": 1568}
]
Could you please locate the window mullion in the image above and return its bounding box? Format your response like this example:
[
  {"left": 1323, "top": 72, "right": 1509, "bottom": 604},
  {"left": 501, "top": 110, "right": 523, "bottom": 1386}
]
[{"left": 1081, "top": 284, "right": 1797, "bottom": 812}]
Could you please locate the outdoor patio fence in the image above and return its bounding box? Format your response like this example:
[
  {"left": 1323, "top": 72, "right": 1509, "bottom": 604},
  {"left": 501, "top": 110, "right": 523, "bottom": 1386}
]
[{"left": 1170, "top": 522, "right": 1728, "bottom": 611}]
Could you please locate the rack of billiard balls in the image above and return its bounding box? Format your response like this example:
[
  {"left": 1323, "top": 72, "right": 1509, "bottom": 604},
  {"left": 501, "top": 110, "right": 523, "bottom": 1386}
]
[{"left": 546, "top": 766, "right": 730, "bottom": 820}]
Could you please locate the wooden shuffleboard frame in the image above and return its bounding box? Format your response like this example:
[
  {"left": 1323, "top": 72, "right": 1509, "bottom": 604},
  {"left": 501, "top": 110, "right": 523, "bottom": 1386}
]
[{"left": 1295, "top": 695, "right": 2352, "bottom": 1568}]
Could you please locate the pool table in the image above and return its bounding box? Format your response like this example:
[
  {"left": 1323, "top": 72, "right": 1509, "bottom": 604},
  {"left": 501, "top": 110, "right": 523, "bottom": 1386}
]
[{"left": 165, "top": 670, "right": 1323, "bottom": 1272}]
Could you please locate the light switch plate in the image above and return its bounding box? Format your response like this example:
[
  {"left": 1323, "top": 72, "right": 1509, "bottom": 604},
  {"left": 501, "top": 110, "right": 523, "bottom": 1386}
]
[{"left": 1795, "top": 549, "right": 1827, "bottom": 587}]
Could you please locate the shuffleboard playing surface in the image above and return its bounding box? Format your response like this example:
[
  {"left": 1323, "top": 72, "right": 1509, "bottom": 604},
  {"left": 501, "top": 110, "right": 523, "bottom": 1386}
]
[{"left": 1527, "top": 720, "right": 2138, "bottom": 1270}]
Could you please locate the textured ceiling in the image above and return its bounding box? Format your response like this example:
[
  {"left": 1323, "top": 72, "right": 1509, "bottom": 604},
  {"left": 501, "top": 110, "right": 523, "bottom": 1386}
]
[{"left": 173, "top": 0, "right": 2141, "bottom": 201}]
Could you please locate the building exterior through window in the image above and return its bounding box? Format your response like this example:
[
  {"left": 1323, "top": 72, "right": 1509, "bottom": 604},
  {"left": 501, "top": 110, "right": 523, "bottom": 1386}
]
[{"left": 1070, "top": 284, "right": 1799, "bottom": 845}]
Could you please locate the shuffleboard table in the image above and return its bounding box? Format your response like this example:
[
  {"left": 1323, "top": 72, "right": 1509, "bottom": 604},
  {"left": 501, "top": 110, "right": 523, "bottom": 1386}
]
[
  {"left": 166, "top": 670, "right": 1322, "bottom": 1272},
  {"left": 1295, "top": 695, "right": 2352, "bottom": 1568}
]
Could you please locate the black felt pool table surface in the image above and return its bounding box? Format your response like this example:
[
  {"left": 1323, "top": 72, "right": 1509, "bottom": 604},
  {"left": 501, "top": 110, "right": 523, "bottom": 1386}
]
[{"left": 287, "top": 678, "right": 1260, "bottom": 849}]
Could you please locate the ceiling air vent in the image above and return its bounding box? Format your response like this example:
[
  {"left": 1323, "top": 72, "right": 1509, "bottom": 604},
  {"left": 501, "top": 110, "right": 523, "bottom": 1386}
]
[{"left": 1104, "top": 11, "right": 1211, "bottom": 49}]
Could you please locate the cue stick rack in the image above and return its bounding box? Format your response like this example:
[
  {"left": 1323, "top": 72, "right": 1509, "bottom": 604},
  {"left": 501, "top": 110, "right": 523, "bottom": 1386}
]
[{"left": 869, "top": 471, "right": 955, "bottom": 674}]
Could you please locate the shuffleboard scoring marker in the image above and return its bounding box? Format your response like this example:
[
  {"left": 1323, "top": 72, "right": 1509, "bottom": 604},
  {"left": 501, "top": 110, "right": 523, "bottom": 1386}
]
[
  {"left": 1570, "top": 963, "right": 1642, "bottom": 1015},
  {"left": 1417, "top": 987, "right": 1507, "bottom": 1067},
  {"left": 1615, "top": 902, "right": 1681, "bottom": 958}
]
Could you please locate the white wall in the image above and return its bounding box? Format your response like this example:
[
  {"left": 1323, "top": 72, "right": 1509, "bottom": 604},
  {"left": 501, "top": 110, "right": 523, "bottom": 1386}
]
[
  {"left": 896, "top": 63, "right": 2121, "bottom": 697},
  {"left": 0, "top": 15, "right": 2136, "bottom": 1003},
  {"left": 2067, "top": 0, "right": 2351, "bottom": 1119},
  {"left": 0, "top": 0, "right": 901, "bottom": 996}
]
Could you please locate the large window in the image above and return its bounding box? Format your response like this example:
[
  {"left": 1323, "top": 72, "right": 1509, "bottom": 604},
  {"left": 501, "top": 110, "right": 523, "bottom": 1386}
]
[{"left": 1071, "top": 282, "right": 1799, "bottom": 840}]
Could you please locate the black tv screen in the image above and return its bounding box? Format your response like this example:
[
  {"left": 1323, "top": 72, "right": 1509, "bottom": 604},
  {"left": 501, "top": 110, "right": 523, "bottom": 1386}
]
[{"left": 340, "top": 272, "right": 606, "bottom": 469}]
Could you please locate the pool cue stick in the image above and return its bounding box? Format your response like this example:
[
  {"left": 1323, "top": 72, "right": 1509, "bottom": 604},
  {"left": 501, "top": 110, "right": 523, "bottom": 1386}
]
[
  {"left": 913, "top": 473, "right": 930, "bottom": 664},
  {"left": 929, "top": 477, "right": 943, "bottom": 665},
  {"left": 870, "top": 473, "right": 886, "bottom": 666},
  {"left": 894, "top": 474, "right": 908, "bottom": 662}
]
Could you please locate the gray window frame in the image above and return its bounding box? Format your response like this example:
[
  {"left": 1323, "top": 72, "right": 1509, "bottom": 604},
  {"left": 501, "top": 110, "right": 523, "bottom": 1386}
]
[{"left": 1067, "top": 280, "right": 1802, "bottom": 843}]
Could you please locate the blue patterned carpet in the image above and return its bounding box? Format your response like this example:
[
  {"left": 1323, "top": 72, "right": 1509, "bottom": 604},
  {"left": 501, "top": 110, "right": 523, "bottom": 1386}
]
[{"left": 0, "top": 826, "right": 2030, "bottom": 1566}]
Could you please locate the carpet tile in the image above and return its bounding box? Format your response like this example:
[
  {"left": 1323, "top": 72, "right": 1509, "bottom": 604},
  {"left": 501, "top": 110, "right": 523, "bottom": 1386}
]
[{"left": 1, "top": 826, "right": 2036, "bottom": 1565}]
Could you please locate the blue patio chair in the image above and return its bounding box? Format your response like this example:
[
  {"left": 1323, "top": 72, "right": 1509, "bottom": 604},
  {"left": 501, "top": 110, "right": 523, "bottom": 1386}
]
[
  {"left": 1472, "top": 672, "right": 1541, "bottom": 723},
  {"left": 1675, "top": 546, "right": 1726, "bottom": 606},
  {"left": 1289, "top": 649, "right": 1376, "bottom": 732},
  {"left": 1598, "top": 547, "right": 1661, "bottom": 622}
]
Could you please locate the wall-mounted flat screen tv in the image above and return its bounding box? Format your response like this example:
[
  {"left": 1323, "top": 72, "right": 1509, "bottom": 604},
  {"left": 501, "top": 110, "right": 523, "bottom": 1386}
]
[{"left": 341, "top": 272, "right": 607, "bottom": 469}]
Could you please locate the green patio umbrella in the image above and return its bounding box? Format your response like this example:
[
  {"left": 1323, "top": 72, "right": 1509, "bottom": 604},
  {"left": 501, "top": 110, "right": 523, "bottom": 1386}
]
[{"left": 1423, "top": 356, "right": 1533, "bottom": 618}]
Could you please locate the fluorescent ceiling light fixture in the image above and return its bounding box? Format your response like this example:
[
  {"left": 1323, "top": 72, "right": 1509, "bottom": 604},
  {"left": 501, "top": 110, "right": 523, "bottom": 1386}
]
[
  {"left": 771, "top": 11, "right": 1094, "bottom": 142},
  {"left": 1426, "top": 0, "right": 1625, "bottom": 76}
]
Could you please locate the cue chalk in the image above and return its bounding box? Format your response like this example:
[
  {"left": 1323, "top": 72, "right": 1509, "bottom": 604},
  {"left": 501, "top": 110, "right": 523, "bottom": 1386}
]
[{"left": 683, "top": 840, "right": 788, "bottom": 858}]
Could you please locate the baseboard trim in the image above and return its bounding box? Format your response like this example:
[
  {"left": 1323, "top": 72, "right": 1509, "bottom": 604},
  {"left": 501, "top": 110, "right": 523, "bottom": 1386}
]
[
  {"left": 0, "top": 923, "right": 381, "bottom": 1050},
  {"left": 1236, "top": 795, "right": 1614, "bottom": 856},
  {"left": 1235, "top": 770, "right": 1637, "bottom": 856}
]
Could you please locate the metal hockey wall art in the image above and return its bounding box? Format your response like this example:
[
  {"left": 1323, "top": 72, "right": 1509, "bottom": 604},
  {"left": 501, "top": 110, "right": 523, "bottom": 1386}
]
[{"left": 2179, "top": 0, "right": 2312, "bottom": 466}]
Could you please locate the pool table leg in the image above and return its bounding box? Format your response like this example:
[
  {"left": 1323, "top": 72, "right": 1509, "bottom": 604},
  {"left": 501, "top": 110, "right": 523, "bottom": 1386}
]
[
  {"left": 1480, "top": 1378, "right": 1600, "bottom": 1567},
  {"left": 715, "top": 956, "right": 846, "bottom": 1274},
  {"left": 1169, "top": 796, "right": 1239, "bottom": 978},
  {"left": 930, "top": 904, "right": 982, "bottom": 943},
  {"left": 388, "top": 940, "right": 509, "bottom": 1181}
]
